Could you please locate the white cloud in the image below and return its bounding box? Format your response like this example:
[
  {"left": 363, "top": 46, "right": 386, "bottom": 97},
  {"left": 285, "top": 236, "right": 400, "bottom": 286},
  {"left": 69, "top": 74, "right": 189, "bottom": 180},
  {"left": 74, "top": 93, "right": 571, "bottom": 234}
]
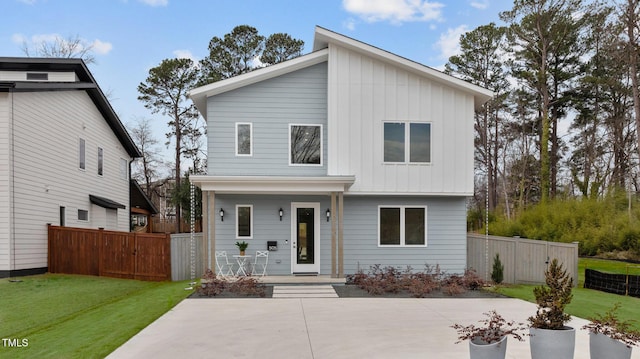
[
  {"left": 470, "top": 1, "right": 489, "bottom": 10},
  {"left": 92, "top": 39, "right": 113, "bottom": 55},
  {"left": 343, "top": 17, "right": 357, "bottom": 31},
  {"left": 173, "top": 49, "right": 196, "bottom": 61},
  {"left": 11, "top": 33, "right": 26, "bottom": 44},
  {"left": 435, "top": 25, "right": 468, "bottom": 61},
  {"left": 343, "top": 0, "right": 444, "bottom": 24},
  {"left": 138, "top": 0, "right": 168, "bottom": 6}
]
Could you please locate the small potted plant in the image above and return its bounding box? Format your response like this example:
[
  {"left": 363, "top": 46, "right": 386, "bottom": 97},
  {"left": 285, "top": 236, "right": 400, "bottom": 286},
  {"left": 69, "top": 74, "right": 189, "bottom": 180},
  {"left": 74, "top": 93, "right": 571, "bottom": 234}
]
[
  {"left": 528, "top": 258, "right": 575, "bottom": 359},
  {"left": 451, "top": 310, "right": 526, "bottom": 359},
  {"left": 582, "top": 303, "right": 640, "bottom": 359},
  {"left": 235, "top": 241, "right": 248, "bottom": 256}
]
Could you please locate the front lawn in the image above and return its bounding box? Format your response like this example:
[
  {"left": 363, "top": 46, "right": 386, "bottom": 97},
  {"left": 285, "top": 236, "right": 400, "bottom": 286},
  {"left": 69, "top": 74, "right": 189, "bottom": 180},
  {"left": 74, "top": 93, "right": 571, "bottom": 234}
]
[
  {"left": 0, "top": 274, "right": 193, "bottom": 358},
  {"left": 496, "top": 257, "right": 640, "bottom": 331}
]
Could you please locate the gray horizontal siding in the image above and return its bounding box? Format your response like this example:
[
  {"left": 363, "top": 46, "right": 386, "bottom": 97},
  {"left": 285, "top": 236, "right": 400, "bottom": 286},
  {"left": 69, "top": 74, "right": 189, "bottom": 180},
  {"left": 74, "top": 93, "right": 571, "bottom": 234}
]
[
  {"left": 342, "top": 196, "right": 468, "bottom": 274},
  {"left": 212, "top": 194, "right": 467, "bottom": 276},
  {"left": 207, "top": 62, "right": 328, "bottom": 176}
]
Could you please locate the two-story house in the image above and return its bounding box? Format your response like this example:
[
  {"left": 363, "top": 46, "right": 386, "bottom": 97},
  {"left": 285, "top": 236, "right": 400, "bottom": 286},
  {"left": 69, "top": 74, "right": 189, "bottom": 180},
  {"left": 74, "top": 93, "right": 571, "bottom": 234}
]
[
  {"left": 0, "top": 57, "right": 141, "bottom": 278},
  {"left": 189, "top": 27, "right": 493, "bottom": 277}
]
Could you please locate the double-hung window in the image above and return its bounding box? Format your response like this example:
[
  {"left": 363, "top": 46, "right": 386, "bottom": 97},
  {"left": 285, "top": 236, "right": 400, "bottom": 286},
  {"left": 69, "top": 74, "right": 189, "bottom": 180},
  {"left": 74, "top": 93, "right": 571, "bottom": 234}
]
[
  {"left": 236, "top": 123, "right": 252, "bottom": 156},
  {"left": 236, "top": 205, "right": 253, "bottom": 239},
  {"left": 383, "top": 122, "right": 431, "bottom": 163},
  {"left": 290, "top": 124, "right": 322, "bottom": 165},
  {"left": 378, "top": 206, "right": 427, "bottom": 246}
]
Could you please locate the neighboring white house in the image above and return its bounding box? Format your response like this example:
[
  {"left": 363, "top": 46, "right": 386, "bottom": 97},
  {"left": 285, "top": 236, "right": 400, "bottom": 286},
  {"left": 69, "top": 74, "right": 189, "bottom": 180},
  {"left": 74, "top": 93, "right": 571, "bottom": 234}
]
[
  {"left": 0, "top": 57, "right": 141, "bottom": 278},
  {"left": 189, "top": 27, "right": 493, "bottom": 277}
]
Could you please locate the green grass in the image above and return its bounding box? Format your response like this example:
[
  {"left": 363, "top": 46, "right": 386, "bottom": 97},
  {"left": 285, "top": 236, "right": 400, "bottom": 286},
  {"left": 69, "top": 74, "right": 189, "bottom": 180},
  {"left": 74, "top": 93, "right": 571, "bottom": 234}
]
[
  {"left": 495, "top": 258, "right": 640, "bottom": 331},
  {"left": 0, "top": 274, "right": 194, "bottom": 358}
]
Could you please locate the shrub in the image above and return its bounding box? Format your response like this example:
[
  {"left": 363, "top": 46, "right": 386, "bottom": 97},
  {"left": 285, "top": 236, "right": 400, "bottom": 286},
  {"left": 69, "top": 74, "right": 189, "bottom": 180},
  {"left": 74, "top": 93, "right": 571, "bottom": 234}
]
[
  {"left": 452, "top": 310, "right": 526, "bottom": 344},
  {"left": 582, "top": 303, "right": 640, "bottom": 348},
  {"left": 197, "top": 269, "right": 226, "bottom": 297},
  {"left": 197, "top": 269, "right": 266, "bottom": 297},
  {"left": 491, "top": 253, "right": 504, "bottom": 284},
  {"left": 529, "top": 259, "right": 573, "bottom": 329}
]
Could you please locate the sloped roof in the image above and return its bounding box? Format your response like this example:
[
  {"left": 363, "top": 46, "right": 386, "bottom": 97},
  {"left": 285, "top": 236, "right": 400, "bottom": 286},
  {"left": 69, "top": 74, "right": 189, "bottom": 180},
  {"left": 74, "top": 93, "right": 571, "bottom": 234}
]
[
  {"left": 0, "top": 57, "right": 141, "bottom": 158},
  {"left": 312, "top": 26, "right": 493, "bottom": 108},
  {"left": 188, "top": 27, "right": 493, "bottom": 116}
]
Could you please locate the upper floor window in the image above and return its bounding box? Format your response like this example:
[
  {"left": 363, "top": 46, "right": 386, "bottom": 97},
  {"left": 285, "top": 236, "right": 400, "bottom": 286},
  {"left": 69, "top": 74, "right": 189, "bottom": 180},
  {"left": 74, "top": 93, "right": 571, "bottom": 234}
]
[
  {"left": 236, "top": 123, "right": 252, "bottom": 156},
  {"left": 236, "top": 205, "right": 253, "bottom": 239},
  {"left": 378, "top": 206, "right": 426, "bottom": 247},
  {"left": 79, "top": 138, "right": 86, "bottom": 170},
  {"left": 78, "top": 209, "right": 89, "bottom": 221},
  {"left": 383, "top": 122, "right": 431, "bottom": 163},
  {"left": 119, "top": 159, "right": 128, "bottom": 180},
  {"left": 290, "top": 124, "right": 322, "bottom": 166},
  {"left": 98, "top": 147, "right": 104, "bottom": 176}
]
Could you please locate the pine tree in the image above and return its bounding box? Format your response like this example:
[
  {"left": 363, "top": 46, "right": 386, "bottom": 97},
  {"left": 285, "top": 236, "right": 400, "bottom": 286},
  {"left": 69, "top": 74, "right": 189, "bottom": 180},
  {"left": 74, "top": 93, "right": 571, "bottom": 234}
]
[{"left": 491, "top": 253, "right": 504, "bottom": 284}]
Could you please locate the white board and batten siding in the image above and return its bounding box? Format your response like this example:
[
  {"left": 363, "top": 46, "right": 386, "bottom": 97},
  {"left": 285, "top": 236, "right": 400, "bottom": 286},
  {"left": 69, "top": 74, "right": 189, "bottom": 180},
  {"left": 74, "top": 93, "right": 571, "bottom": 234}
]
[
  {"left": 206, "top": 63, "right": 328, "bottom": 177},
  {"left": 0, "top": 93, "right": 11, "bottom": 271},
  {"left": 7, "top": 91, "right": 131, "bottom": 270},
  {"left": 326, "top": 44, "right": 475, "bottom": 195}
]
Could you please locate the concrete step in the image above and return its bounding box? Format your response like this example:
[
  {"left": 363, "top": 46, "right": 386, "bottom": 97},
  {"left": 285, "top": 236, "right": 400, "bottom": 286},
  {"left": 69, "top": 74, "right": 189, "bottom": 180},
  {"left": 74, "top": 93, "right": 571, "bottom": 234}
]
[{"left": 272, "top": 284, "right": 338, "bottom": 298}]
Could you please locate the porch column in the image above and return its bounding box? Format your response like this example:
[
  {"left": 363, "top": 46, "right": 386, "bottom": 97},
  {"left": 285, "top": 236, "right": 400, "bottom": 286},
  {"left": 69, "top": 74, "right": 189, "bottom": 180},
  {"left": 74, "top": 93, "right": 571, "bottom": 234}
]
[
  {"left": 208, "top": 191, "right": 216, "bottom": 274},
  {"left": 201, "top": 191, "right": 209, "bottom": 271},
  {"left": 338, "top": 192, "right": 344, "bottom": 277},
  {"left": 330, "top": 192, "right": 337, "bottom": 278}
]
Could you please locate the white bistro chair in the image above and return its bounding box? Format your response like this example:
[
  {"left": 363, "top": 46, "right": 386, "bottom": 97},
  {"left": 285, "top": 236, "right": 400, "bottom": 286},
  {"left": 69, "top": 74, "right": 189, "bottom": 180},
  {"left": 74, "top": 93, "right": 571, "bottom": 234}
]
[
  {"left": 251, "top": 251, "right": 269, "bottom": 277},
  {"left": 215, "top": 251, "right": 235, "bottom": 278}
]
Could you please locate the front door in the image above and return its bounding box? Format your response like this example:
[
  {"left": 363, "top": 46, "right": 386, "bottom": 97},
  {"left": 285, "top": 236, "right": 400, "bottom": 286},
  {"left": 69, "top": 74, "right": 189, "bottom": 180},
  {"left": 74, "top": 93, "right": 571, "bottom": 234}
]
[{"left": 291, "top": 202, "right": 320, "bottom": 273}]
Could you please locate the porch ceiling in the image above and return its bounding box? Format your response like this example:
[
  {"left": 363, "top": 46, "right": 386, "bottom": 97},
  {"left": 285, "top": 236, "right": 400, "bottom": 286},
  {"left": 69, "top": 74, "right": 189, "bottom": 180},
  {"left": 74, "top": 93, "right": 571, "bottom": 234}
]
[{"left": 190, "top": 175, "right": 355, "bottom": 194}]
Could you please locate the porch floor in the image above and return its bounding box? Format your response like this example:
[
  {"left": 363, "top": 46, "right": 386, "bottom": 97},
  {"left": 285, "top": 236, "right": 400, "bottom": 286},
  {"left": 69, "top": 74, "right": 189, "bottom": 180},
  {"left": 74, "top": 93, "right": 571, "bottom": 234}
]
[{"left": 256, "top": 275, "right": 346, "bottom": 285}]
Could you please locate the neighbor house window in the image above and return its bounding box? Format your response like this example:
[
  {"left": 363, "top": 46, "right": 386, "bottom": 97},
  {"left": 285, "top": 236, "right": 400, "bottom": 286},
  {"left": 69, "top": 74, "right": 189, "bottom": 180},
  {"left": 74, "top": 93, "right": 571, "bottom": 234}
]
[
  {"left": 98, "top": 147, "right": 104, "bottom": 176},
  {"left": 290, "top": 124, "right": 322, "bottom": 165},
  {"left": 378, "top": 206, "right": 426, "bottom": 246},
  {"left": 78, "top": 209, "right": 89, "bottom": 221},
  {"left": 79, "top": 138, "right": 86, "bottom": 170},
  {"left": 119, "top": 159, "right": 128, "bottom": 180},
  {"left": 236, "top": 205, "right": 253, "bottom": 239},
  {"left": 383, "top": 122, "right": 431, "bottom": 163},
  {"left": 236, "top": 123, "right": 252, "bottom": 156}
]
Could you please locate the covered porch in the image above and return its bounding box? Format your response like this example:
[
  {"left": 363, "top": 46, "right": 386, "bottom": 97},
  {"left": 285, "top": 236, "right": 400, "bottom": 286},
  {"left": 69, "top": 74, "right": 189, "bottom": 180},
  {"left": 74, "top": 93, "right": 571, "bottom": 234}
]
[{"left": 191, "top": 175, "right": 355, "bottom": 278}]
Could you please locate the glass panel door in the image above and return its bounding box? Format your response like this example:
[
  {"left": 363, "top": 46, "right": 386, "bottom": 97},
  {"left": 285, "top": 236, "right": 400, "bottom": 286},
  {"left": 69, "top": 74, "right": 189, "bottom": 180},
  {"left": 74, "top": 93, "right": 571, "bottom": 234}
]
[
  {"left": 296, "top": 208, "right": 314, "bottom": 264},
  {"left": 291, "top": 203, "right": 320, "bottom": 273}
]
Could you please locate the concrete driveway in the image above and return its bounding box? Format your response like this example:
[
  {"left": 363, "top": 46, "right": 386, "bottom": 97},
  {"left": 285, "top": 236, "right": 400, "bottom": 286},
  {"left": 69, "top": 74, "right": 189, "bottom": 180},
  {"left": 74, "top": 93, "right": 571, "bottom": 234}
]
[{"left": 107, "top": 297, "right": 640, "bottom": 359}]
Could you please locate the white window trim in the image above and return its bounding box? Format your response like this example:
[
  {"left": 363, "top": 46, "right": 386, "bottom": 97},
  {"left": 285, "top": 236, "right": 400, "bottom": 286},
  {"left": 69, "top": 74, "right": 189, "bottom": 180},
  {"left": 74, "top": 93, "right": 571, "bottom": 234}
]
[
  {"left": 97, "top": 146, "right": 104, "bottom": 176},
  {"left": 383, "top": 121, "right": 432, "bottom": 165},
  {"left": 78, "top": 209, "right": 89, "bottom": 222},
  {"left": 377, "top": 205, "right": 427, "bottom": 247},
  {"left": 79, "top": 138, "right": 86, "bottom": 171},
  {"left": 235, "top": 122, "right": 253, "bottom": 156},
  {"left": 236, "top": 204, "right": 253, "bottom": 239},
  {"left": 288, "top": 123, "right": 323, "bottom": 167}
]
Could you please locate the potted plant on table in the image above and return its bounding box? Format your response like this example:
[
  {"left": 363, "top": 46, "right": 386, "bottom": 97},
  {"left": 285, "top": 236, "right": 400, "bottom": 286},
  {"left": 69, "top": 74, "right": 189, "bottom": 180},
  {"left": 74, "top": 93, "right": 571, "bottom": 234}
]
[
  {"left": 528, "top": 258, "right": 575, "bottom": 359},
  {"left": 582, "top": 303, "right": 640, "bottom": 359},
  {"left": 235, "top": 241, "right": 248, "bottom": 256},
  {"left": 452, "top": 310, "right": 526, "bottom": 359}
]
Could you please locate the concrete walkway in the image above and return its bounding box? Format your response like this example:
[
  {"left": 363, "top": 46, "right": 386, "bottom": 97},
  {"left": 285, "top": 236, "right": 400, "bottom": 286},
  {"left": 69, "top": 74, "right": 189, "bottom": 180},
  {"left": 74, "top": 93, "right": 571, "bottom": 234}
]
[{"left": 107, "top": 297, "right": 640, "bottom": 359}]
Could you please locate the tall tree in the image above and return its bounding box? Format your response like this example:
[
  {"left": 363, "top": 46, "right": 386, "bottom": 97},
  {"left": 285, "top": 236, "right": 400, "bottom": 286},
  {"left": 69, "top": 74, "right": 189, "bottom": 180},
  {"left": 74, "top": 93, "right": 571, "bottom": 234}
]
[
  {"left": 21, "top": 34, "right": 96, "bottom": 64},
  {"left": 128, "top": 117, "right": 163, "bottom": 197},
  {"left": 621, "top": 0, "right": 640, "bottom": 163},
  {"left": 261, "top": 33, "right": 305, "bottom": 66},
  {"left": 199, "top": 25, "right": 305, "bottom": 86},
  {"left": 501, "top": 0, "right": 585, "bottom": 202},
  {"left": 446, "top": 23, "right": 510, "bottom": 212},
  {"left": 199, "top": 25, "right": 265, "bottom": 85},
  {"left": 137, "top": 58, "right": 200, "bottom": 232}
]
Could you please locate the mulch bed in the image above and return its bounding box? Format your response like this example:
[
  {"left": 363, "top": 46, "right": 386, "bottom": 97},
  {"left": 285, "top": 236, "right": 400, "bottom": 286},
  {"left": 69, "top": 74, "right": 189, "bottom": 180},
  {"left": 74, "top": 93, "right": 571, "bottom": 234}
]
[{"left": 189, "top": 284, "right": 506, "bottom": 299}]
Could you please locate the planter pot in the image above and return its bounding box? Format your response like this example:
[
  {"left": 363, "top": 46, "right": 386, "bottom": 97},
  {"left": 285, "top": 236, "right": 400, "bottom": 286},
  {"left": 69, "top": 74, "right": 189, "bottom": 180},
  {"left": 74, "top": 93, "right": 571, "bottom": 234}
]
[
  {"left": 240, "top": 250, "right": 245, "bottom": 256},
  {"left": 469, "top": 336, "right": 507, "bottom": 359},
  {"left": 530, "top": 327, "right": 575, "bottom": 359},
  {"left": 589, "top": 332, "right": 632, "bottom": 359}
]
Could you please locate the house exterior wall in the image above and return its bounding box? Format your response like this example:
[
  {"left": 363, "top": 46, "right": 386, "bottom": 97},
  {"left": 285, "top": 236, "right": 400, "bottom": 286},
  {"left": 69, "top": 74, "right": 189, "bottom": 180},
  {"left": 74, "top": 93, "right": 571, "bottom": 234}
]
[
  {"left": 7, "top": 90, "right": 131, "bottom": 271},
  {"left": 342, "top": 196, "right": 467, "bottom": 274},
  {"left": 326, "top": 44, "right": 476, "bottom": 195},
  {"left": 206, "top": 62, "right": 328, "bottom": 176},
  {"left": 212, "top": 194, "right": 466, "bottom": 276},
  {"left": 0, "top": 93, "right": 10, "bottom": 271}
]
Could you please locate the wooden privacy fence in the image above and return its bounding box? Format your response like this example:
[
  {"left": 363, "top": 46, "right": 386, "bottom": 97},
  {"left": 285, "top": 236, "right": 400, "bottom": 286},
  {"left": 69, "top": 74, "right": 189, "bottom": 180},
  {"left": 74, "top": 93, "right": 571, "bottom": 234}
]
[
  {"left": 467, "top": 233, "right": 579, "bottom": 286},
  {"left": 48, "top": 225, "right": 171, "bottom": 281}
]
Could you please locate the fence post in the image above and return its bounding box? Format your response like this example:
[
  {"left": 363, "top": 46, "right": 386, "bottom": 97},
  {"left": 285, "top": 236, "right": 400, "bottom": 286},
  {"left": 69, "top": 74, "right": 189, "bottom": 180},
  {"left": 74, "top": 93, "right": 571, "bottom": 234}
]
[
  {"left": 47, "top": 224, "right": 53, "bottom": 273},
  {"left": 98, "top": 228, "right": 104, "bottom": 277}
]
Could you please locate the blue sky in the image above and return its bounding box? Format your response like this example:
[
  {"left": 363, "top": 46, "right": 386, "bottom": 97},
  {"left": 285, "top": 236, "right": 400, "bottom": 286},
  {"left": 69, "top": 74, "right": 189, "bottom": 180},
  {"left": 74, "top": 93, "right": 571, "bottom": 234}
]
[{"left": 3, "top": 0, "right": 512, "bottom": 166}]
